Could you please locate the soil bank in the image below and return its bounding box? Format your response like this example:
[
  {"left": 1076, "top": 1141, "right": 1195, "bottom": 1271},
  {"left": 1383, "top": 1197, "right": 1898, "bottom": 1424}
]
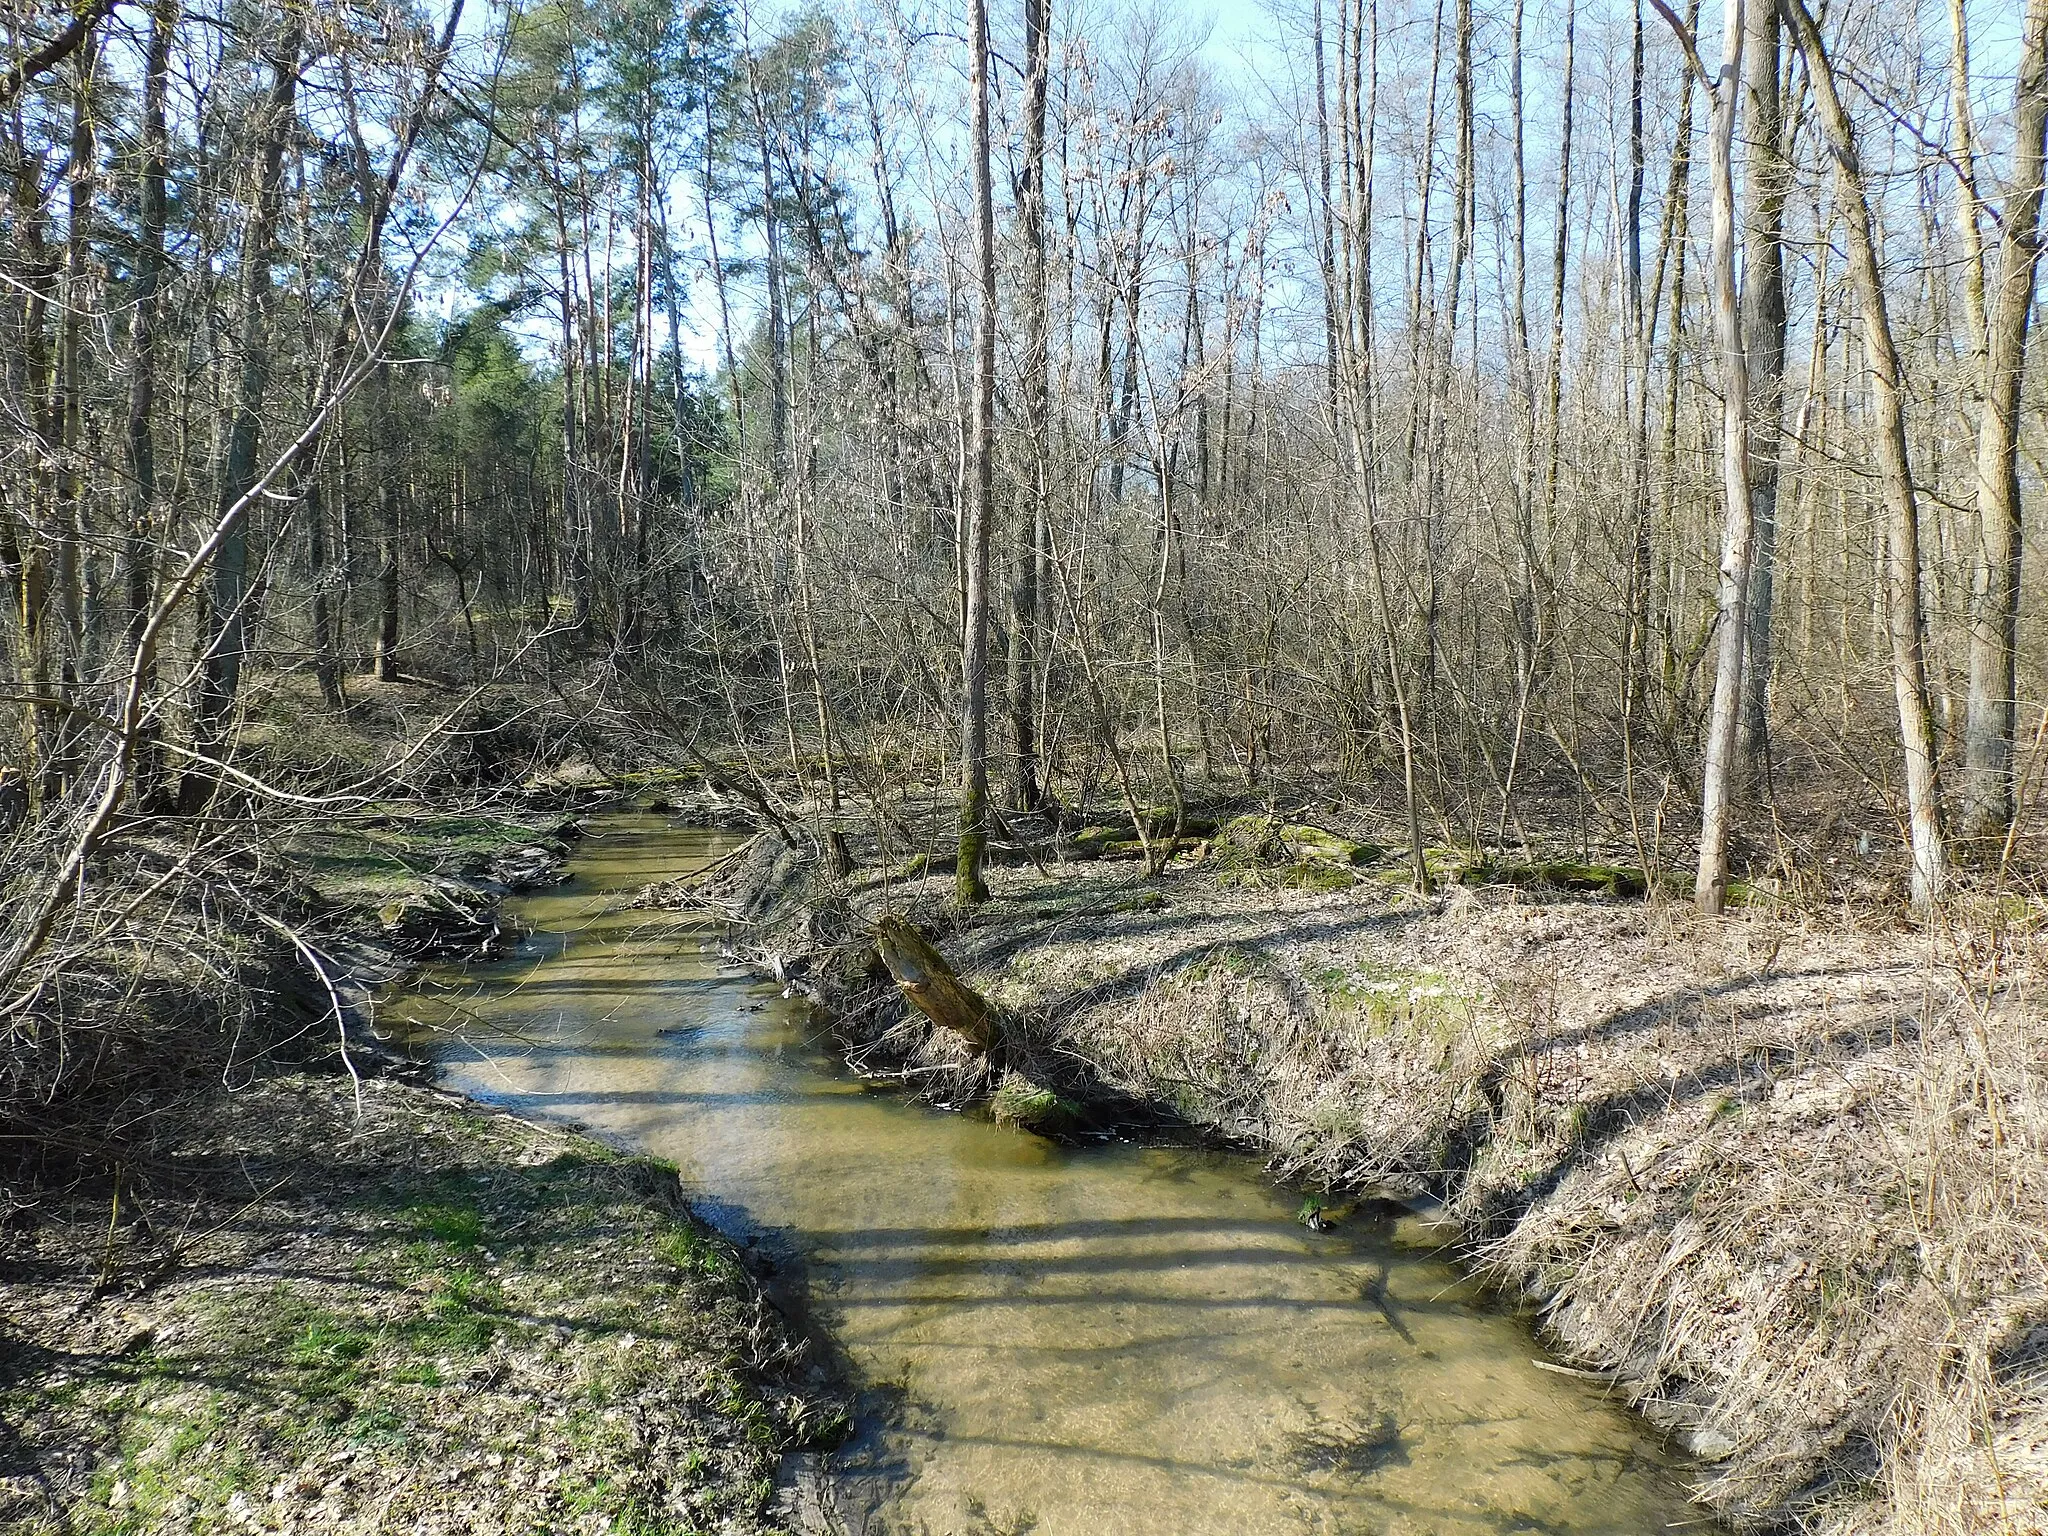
[{"left": 720, "top": 833, "right": 2048, "bottom": 1536}]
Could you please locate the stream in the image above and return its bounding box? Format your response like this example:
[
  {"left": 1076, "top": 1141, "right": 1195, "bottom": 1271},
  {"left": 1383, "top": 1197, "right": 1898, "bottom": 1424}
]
[{"left": 394, "top": 815, "right": 1705, "bottom": 1535}]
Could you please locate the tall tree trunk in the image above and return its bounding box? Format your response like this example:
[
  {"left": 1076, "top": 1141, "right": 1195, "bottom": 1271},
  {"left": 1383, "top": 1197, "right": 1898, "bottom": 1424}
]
[
  {"left": 46, "top": 27, "right": 97, "bottom": 800},
  {"left": 1783, "top": 0, "right": 1946, "bottom": 907},
  {"left": 1542, "top": 0, "right": 1577, "bottom": 526},
  {"left": 180, "top": 11, "right": 303, "bottom": 812},
  {"left": 122, "top": 0, "right": 174, "bottom": 792},
  {"left": 1736, "top": 0, "right": 1787, "bottom": 772},
  {"left": 1961, "top": 0, "right": 2048, "bottom": 846},
  {"left": 955, "top": 0, "right": 996, "bottom": 905},
  {"left": 371, "top": 367, "right": 404, "bottom": 680},
  {"left": 1656, "top": 0, "right": 1753, "bottom": 913},
  {"left": 337, "top": 53, "right": 407, "bottom": 682},
  {"left": 1008, "top": 0, "right": 1051, "bottom": 813},
  {"left": 552, "top": 176, "right": 586, "bottom": 630}
]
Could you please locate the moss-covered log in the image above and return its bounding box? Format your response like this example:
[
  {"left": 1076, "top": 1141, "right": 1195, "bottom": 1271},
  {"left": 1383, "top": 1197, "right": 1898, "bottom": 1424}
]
[
  {"left": 1214, "top": 815, "right": 1383, "bottom": 868},
  {"left": 1451, "top": 859, "right": 1659, "bottom": 897},
  {"left": 991, "top": 1072, "right": 1086, "bottom": 1136},
  {"left": 874, "top": 915, "right": 1001, "bottom": 1052},
  {"left": 1064, "top": 808, "right": 1220, "bottom": 862},
  {"left": 1066, "top": 827, "right": 1208, "bottom": 862}
]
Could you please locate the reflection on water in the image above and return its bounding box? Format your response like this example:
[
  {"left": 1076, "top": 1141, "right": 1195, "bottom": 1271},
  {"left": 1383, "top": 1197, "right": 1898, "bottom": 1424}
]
[{"left": 394, "top": 817, "right": 1703, "bottom": 1536}]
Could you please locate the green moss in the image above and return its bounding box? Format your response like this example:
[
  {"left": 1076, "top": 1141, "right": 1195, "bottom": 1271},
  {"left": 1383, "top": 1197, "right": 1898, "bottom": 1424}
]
[
  {"left": 1110, "top": 888, "right": 1167, "bottom": 912},
  {"left": 1316, "top": 959, "right": 1466, "bottom": 1039},
  {"left": 990, "top": 1073, "right": 1087, "bottom": 1136}
]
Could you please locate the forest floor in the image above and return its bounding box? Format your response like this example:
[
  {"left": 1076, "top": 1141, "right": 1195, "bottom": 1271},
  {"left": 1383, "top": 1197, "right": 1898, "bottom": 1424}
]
[
  {"left": 12, "top": 668, "right": 2045, "bottom": 1535},
  {"left": 0, "top": 1074, "right": 840, "bottom": 1536},
  {"left": 701, "top": 797, "right": 2048, "bottom": 1536},
  {"left": 0, "top": 679, "right": 846, "bottom": 1536}
]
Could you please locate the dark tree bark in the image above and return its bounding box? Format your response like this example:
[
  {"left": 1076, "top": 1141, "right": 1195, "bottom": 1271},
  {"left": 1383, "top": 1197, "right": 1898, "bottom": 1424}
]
[{"left": 1736, "top": 0, "right": 1788, "bottom": 773}]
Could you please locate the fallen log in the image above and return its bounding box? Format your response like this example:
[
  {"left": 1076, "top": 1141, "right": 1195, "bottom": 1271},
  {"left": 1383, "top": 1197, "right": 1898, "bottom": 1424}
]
[
  {"left": 873, "top": 915, "right": 1000, "bottom": 1053},
  {"left": 1451, "top": 859, "right": 1661, "bottom": 898},
  {"left": 1214, "top": 815, "right": 1383, "bottom": 868}
]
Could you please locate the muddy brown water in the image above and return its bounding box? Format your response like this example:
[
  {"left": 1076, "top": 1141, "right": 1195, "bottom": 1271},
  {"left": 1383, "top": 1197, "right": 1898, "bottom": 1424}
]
[{"left": 392, "top": 816, "right": 1706, "bottom": 1535}]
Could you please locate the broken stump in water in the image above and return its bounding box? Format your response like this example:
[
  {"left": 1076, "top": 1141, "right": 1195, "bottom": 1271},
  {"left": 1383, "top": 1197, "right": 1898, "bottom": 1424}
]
[{"left": 874, "top": 915, "right": 1000, "bottom": 1053}]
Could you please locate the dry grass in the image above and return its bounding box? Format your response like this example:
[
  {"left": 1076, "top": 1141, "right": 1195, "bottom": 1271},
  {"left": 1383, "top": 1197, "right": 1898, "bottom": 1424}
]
[{"left": 788, "top": 842, "right": 2048, "bottom": 1536}]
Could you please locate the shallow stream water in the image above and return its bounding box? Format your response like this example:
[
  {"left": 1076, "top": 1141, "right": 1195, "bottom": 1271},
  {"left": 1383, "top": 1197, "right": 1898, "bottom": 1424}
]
[{"left": 393, "top": 816, "right": 1704, "bottom": 1535}]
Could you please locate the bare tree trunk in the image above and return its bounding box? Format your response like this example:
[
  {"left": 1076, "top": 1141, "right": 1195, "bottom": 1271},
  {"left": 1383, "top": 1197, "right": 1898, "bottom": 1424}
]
[
  {"left": 552, "top": 182, "right": 586, "bottom": 629},
  {"left": 1542, "top": 0, "right": 1577, "bottom": 526},
  {"left": 181, "top": 12, "right": 303, "bottom": 811},
  {"left": 122, "top": 0, "right": 173, "bottom": 794},
  {"left": 370, "top": 369, "right": 404, "bottom": 679},
  {"left": 1335, "top": 0, "right": 1428, "bottom": 892},
  {"left": 1961, "top": 0, "right": 2048, "bottom": 846},
  {"left": 46, "top": 27, "right": 97, "bottom": 800},
  {"left": 1008, "top": 0, "right": 1051, "bottom": 814},
  {"left": 955, "top": 0, "right": 996, "bottom": 906},
  {"left": 1654, "top": 0, "right": 1752, "bottom": 913},
  {"left": 1783, "top": 0, "right": 1946, "bottom": 907},
  {"left": 1736, "top": 0, "right": 1787, "bottom": 772}
]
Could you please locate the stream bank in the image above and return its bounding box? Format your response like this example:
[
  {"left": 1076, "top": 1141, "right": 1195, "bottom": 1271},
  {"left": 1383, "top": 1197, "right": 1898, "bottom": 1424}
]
[
  {"left": 0, "top": 1072, "right": 842, "bottom": 1535},
  {"left": 393, "top": 815, "right": 1708, "bottom": 1535},
  {"left": 0, "top": 790, "right": 846, "bottom": 1536},
  {"left": 700, "top": 823, "right": 2047, "bottom": 1536}
]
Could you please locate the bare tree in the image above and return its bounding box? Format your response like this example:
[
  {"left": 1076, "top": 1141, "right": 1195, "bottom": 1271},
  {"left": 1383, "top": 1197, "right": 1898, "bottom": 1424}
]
[
  {"left": 1735, "top": 0, "right": 1786, "bottom": 772},
  {"left": 1960, "top": 0, "right": 2048, "bottom": 847},
  {"left": 955, "top": 0, "right": 997, "bottom": 905},
  {"left": 1655, "top": 0, "right": 1753, "bottom": 913},
  {"left": 1782, "top": 0, "right": 1945, "bottom": 907}
]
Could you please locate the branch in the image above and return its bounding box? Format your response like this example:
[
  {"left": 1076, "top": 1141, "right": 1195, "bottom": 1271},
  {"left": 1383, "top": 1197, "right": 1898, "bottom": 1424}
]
[
  {"left": 0, "top": 0, "right": 115, "bottom": 106},
  {"left": 1648, "top": 0, "right": 1714, "bottom": 92}
]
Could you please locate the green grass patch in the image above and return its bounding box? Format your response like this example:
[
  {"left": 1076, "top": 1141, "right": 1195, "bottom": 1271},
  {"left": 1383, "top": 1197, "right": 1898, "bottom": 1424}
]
[
  {"left": 1315, "top": 958, "right": 1467, "bottom": 1037},
  {"left": 404, "top": 1199, "right": 485, "bottom": 1248}
]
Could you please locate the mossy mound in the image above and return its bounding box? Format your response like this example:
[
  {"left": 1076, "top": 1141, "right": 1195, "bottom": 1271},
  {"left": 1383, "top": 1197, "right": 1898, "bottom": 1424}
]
[
  {"left": 1450, "top": 859, "right": 1668, "bottom": 898},
  {"left": 990, "top": 1073, "right": 1088, "bottom": 1137}
]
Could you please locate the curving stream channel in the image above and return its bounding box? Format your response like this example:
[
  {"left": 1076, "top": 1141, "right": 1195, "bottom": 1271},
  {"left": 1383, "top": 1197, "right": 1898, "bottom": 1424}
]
[{"left": 394, "top": 816, "right": 1705, "bottom": 1535}]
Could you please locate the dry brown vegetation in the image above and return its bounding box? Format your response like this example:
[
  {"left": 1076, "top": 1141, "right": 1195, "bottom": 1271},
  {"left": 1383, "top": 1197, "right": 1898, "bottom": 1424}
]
[{"left": 711, "top": 804, "right": 2048, "bottom": 1535}]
